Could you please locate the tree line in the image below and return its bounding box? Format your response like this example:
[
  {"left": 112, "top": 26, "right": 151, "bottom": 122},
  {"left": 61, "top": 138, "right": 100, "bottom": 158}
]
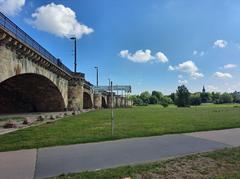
[{"left": 130, "top": 85, "right": 240, "bottom": 107}]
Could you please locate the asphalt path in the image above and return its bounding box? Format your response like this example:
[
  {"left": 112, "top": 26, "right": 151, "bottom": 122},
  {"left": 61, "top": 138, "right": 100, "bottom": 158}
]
[{"left": 1, "top": 128, "right": 240, "bottom": 179}]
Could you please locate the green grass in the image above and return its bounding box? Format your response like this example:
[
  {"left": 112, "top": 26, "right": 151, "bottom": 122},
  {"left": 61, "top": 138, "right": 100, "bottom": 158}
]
[
  {"left": 0, "top": 104, "right": 240, "bottom": 151},
  {"left": 53, "top": 147, "right": 240, "bottom": 179}
]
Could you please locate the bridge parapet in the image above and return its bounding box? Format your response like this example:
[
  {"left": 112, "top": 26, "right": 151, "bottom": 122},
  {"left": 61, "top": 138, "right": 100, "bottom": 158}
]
[{"left": 0, "top": 12, "right": 72, "bottom": 80}]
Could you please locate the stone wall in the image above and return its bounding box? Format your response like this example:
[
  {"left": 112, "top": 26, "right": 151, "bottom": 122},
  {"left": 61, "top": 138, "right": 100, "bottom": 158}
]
[{"left": 0, "top": 45, "right": 69, "bottom": 108}]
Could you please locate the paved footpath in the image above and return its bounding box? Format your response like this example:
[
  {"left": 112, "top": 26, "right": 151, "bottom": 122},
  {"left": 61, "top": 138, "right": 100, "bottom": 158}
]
[{"left": 1, "top": 128, "right": 240, "bottom": 179}]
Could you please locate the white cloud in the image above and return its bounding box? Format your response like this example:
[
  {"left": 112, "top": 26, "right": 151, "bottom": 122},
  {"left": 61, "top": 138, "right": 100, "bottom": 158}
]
[
  {"left": 178, "top": 79, "right": 188, "bottom": 85},
  {"left": 119, "top": 49, "right": 154, "bottom": 63},
  {"left": 155, "top": 52, "right": 168, "bottom": 63},
  {"left": 223, "top": 64, "right": 238, "bottom": 69},
  {"left": 168, "top": 65, "right": 175, "bottom": 71},
  {"left": 119, "top": 50, "right": 129, "bottom": 58},
  {"left": 213, "top": 40, "right": 228, "bottom": 48},
  {"left": 28, "top": 3, "right": 94, "bottom": 39},
  {"left": 193, "top": 50, "right": 198, "bottom": 55},
  {"left": 191, "top": 72, "right": 204, "bottom": 79},
  {"left": 119, "top": 49, "right": 164, "bottom": 63},
  {"left": 178, "top": 60, "right": 198, "bottom": 73},
  {"left": 0, "top": 0, "right": 25, "bottom": 16},
  {"left": 206, "top": 85, "right": 219, "bottom": 92},
  {"left": 214, "top": 72, "right": 232, "bottom": 79},
  {"left": 169, "top": 60, "right": 204, "bottom": 79}
]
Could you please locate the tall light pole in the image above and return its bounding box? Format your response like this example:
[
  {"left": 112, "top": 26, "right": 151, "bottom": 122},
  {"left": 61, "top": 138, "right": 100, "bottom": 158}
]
[
  {"left": 111, "top": 81, "right": 114, "bottom": 135},
  {"left": 108, "top": 78, "right": 111, "bottom": 92},
  {"left": 70, "top": 37, "right": 77, "bottom": 73},
  {"left": 95, "top": 66, "right": 98, "bottom": 86}
]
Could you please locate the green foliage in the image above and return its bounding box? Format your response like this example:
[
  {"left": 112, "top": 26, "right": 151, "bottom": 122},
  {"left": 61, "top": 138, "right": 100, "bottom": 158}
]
[
  {"left": 140, "top": 91, "right": 151, "bottom": 104},
  {"left": 130, "top": 95, "right": 147, "bottom": 106},
  {"left": 212, "top": 92, "right": 221, "bottom": 104},
  {"left": 220, "top": 93, "right": 233, "bottom": 104},
  {"left": 175, "top": 85, "right": 190, "bottom": 107},
  {"left": 149, "top": 95, "right": 158, "bottom": 104},
  {"left": 152, "top": 91, "right": 163, "bottom": 101},
  {"left": 160, "top": 96, "right": 172, "bottom": 108},
  {"left": 200, "top": 92, "right": 211, "bottom": 103},
  {"left": 232, "top": 91, "right": 240, "bottom": 103},
  {"left": 169, "top": 93, "right": 176, "bottom": 103},
  {"left": 190, "top": 93, "right": 202, "bottom": 106}
]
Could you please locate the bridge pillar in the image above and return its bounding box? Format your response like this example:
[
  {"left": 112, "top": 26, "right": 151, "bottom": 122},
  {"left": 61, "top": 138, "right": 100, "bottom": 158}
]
[
  {"left": 120, "top": 97, "right": 125, "bottom": 107},
  {"left": 94, "top": 93, "right": 102, "bottom": 109},
  {"left": 116, "top": 96, "right": 121, "bottom": 107},
  {"left": 126, "top": 99, "right": 133, "bottom": 107},
  {"left": 68, "top": 74, "right": 84, "bottom": 111},
  {"left": 107, "top": 94, "right": 116, "bottom": 108}
]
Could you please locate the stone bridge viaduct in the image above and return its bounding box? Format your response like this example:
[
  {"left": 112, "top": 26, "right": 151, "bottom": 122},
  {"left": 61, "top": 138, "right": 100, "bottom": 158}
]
[{"left": 0, "top": 12, "right": 132, "bottom": 114}]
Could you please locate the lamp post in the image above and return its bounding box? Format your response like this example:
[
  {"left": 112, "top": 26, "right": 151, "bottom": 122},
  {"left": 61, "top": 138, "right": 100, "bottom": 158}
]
[
  {"left": 111, "top": 81, "right": 114, "bottom": 135},
  {"left": 94, "top": 66, "right": 99, "bottom": 86},
  {"left": 70, "top": 37, "right": 77, "bottom": 73},
  {"left": 108, "top": 78, "right": 111, "bottom": 92}
]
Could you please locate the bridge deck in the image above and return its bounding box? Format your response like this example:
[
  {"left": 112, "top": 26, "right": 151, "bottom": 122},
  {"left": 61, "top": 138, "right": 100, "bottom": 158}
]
[{"left": 0, "top": 12, "right": 73, "bottom": 77}]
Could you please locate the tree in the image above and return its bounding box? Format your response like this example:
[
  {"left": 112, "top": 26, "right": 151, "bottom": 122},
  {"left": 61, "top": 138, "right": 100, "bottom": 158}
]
[
  {"left": 140, "top": 91, "right": 151, "bottom": 104},
  {"left": 175, "top": 85, "right": 190, "bottom": 107},
  {"left": 169, "top": 93, "right": 176, "bottom": 103},
  {"left": 190, "top": 93, "right": 202, "bottom": 106},
  {"left": 220, "top": 93, "right": 233, "bottom": 104},
  {"left": 149, "top": 95, "right": 158, "bottom": 104},
  {"left": 232, "top": 91, "right": 240, "bottom": 103},
  {"left": 212, "top": 92, "right": 221, "bottom": 104},
  {"left": 152, "top": 91, "right": 163, "bottom": 102},
  {"left": 200, "top": 86, "right": 211, "bottom": 103}
]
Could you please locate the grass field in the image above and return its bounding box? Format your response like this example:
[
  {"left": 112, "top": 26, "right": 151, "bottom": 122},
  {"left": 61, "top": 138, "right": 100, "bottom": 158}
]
[
  {"left": 54, "top": 147, "right": 240, "bottom": 179},
  {"left": 0, "top": 104, "right": 240, "bottom": 151}
]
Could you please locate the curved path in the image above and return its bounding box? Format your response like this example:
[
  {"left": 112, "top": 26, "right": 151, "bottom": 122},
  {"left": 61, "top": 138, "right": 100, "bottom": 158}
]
[{"left": 1, "top": 128, "right": 240, "bottom": 179}]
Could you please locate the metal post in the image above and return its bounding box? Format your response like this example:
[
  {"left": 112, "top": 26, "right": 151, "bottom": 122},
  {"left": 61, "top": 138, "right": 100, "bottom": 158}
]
[
  {"left": 95, "top": 67, "right": 98, "bottom": 86},
  {"left": 74, "top": 38, "right": 77, "bottom": 72},
  {"left": 70, "top": 37, "right": 77, "bottom": 73},
  {"left": 108, "top": 78, "right": 111, "bottom": 92},
  {"left": 111, "top": 81, "right": 114, "bottom": 135},
  {"left": 116, "top": 84, "right": 118, "bottom": 95}
]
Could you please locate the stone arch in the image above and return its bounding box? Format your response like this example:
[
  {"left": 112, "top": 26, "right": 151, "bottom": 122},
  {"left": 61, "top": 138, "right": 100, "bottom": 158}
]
[
  {"left": 0, "top": 73, "right": 65, "bottom": 114},
  {"left": 83, "top": 92, "right": 93, "bottom": 109},
  {"left": 102, "top": 96, "right": 107, "bottom": 108}
]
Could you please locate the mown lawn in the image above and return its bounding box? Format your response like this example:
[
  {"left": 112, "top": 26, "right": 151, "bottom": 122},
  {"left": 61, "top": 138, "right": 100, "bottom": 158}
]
[
  {"left": 0, "top": 104, "right": 240, "bottom": 151},
  {"left": 54, "top": 147, "right": 240, "bottom": 179}
]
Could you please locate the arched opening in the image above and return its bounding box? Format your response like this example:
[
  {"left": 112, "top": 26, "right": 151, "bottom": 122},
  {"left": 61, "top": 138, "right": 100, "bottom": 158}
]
[
  {"left": 83, "top": 92, "right": 92, "bottom": 109},
  {"left": 102, "top": 97, "right": 107, "bottom": 108},
  {"left": 0, "top": 73, "right": 65, "bottom": 114}
]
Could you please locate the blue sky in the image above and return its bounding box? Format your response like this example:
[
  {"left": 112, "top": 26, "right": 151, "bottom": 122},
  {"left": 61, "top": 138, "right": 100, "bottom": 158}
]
[{"left": 1, "top": 0, "right": 240, "bottom": 94}]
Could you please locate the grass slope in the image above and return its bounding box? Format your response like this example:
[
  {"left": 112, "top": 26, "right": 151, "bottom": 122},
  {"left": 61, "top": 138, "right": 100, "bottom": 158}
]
[{"left": 0, "top": 104, "right": 240, "bottom": 151}]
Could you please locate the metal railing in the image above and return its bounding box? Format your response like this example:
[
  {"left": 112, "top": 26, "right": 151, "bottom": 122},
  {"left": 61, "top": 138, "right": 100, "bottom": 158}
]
[{"left": 0, "top": 12, "right": 73, "bottom": 76}]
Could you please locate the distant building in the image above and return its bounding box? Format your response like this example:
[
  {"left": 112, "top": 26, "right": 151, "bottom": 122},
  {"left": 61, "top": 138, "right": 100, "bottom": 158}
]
[{"left": 202, "top": 86, "right": 206, "bottom": 93}]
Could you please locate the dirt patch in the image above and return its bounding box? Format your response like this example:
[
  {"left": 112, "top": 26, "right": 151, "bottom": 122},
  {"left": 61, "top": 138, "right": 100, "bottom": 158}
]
[{"left": 134, "top": 155, "right": 240, "bottom": 179}]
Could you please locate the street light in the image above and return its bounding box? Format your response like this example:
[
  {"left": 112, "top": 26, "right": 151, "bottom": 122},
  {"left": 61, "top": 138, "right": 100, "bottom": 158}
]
[
  {"left": 94, "top": 66, "right": 99, "bottom": 86},
  {"left": 108, "top": 78, "right": 111, "bottom": 92},
  {"left": 70, "top": 37, "right": 77, "bottom": 73},
  {"left": 110, "top": 81, "right": 114, "bottom": 135}
]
